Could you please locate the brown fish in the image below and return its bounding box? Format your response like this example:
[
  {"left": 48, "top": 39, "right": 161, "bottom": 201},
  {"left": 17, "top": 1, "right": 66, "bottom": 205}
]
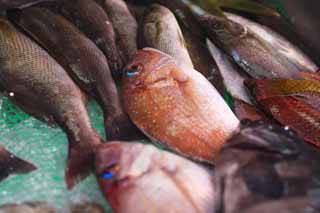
[
  {"left": 122, "top": 48, "right": 239, "bottom": 163},
  {"left": 0, "top": 18, "right": 102, "bottom": 188},
  {"left": 241, "top": 197, "right": 320, "bottom": 213},
  {"left": 10, "top": 7, "right": 137, "bottom": 141},
  {"left": 0, "top": 0, "right": 53, "bottom": 10},
  {"left": 61, "top": 0, "right": 123, "bottom": 79},
  {"left": 0, "top": 202, "right": 55, "bottom": 213},
  {"left": 95, "top": 142, "right": 215, "bottom": 213},
  {"left": 140, "top": 4, "right": 194, "bottom": 68},
  {"left": 0, "top": 145, "right": 36, "bottom": 182},
  {"left": 213, "top": 121, "right": 320, "bottom": 213},
  {"left": 100, "top": 0, "right": 138, "bottom": 62}
]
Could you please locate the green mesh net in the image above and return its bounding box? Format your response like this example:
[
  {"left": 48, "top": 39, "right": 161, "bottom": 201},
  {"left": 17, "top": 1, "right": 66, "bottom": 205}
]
[{"left": 0, "top": 97, "right": 112, "bottom": 212}]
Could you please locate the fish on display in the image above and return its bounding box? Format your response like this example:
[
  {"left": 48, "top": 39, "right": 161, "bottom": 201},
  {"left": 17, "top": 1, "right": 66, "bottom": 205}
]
[
  {"left": 240, "top": 197, "right": 320, "bottom": 213},
  {"left": 181, "top": 25, "right": 223, "bottom": 93},
  {"left": 100, "top": 0, "right": 138, "bottom": 62},
  {"left": 140, "top": 4, "right": 194, "bottom": 68},
  {"left": 95, "top": 142, "right": 215, "bottom": 213},
  {"left": 181, "top": 0, "right": 318, "bottom": 79},
  {"left": 61, "top": 0, "right": 123, "bottom": 79},
  {"left": 0, "top": 0, "right": 53, "bottom": 10},
  {"left": 0, "top": 18, "right": 103, "bottom": 188},
  {"left": 245, "top": 77, "right": 320, "bottom": 147},
  {"left": 122, "top": 48, "right": 239, "bottom": 163},
  {"left": 0, "top": 145, "right": 36, "bottom": 182},
  {"left": 212, "top": 121, "right": 320, "bottom": 213},
  {"left": 10, "top": 7, "right": 137, "bottom": 141}
]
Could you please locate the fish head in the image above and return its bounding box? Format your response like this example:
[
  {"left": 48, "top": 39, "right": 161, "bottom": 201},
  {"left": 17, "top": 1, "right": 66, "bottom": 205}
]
[
  {"left": 94, "top": 142, "right": 155, "bottom": 209},
  {"left": 122, "top": 48, "right": 177, "bottom": 91}
]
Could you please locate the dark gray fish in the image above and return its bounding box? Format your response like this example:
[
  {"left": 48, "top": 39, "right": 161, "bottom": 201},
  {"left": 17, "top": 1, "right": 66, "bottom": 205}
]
[
  {"left": 100, "top": 0, "right": 138, "bottom": 62},
  {"left": 0, "top": 18, "right": 102, "bottom": 188},
  {"left": 9, "top": 7, "right": 138, "bottom": 141},
  {"left": 61, "top": 0, "right": 123, "bottom": 79},
  {"left": 140, "top": 4, "right": 194, "bottom": 68},
  {"left": 0, "top": 0, "right": 53, "bottom": 10},
  {"left": 213, "top": 121, "right": 320, "bottom": 213},
  {"left": 0, "top": 145, "right": 36, "bottom": 182},
  {"left": 181, "top": 1, "right": 318, "bottom": 79}
]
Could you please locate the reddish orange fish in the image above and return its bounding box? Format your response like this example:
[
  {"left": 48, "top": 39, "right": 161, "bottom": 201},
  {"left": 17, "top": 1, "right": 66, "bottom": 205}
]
[
  {"left": 122, "top": 48, "right": 239, "bottom": 163},
  {"left": 245, "top": 77, "right": 320, "bottom": 147}
]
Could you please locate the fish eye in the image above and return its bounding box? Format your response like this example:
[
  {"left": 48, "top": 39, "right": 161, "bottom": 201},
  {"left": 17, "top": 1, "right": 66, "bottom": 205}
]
[
  {"left": 125, "top": 64, "right": 142, "bottom": 77},
  {"left": 100, "top": 163, "right": 118, "bottom": 180}
]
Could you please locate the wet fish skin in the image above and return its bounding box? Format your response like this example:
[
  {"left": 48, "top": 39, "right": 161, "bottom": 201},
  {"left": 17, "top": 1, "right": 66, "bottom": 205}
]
[
  {"left": 95, "top": 142, "right": 215, "bottom": 213},
  {"left": 61, "top": 0, "right": 123, "bottom": 79},
  {"left": 213, "top": 121, "right": 320, "bottom": 213},
  {"left": 245, "top": 79, "right": 320, "bottom": 147},
  {"left": 240, "top": 197, "right": 320, "bottom": 213},
  {"left": 0, "top": 145, "right": 36, "bottom": 182},
  {"left": 122, "top": 48, "right": 239, "bottom": 163},
  {"left": 0, "top": 18, "right": 102, "bottom": 188},
  {"left": 0, "top": 0, "right": 54, "bottom": 10},
  {"left": 181, "top": 1, "right": 318, "bottom": 79},
  {"left": 10, "top": 7, "right": 138, "bottom": 141},
  {"left": 101, "top": 0, "right": 138, "bottom": 62},
  {"left": 140, "top": 4, "right": 194, "bottom": 68}
]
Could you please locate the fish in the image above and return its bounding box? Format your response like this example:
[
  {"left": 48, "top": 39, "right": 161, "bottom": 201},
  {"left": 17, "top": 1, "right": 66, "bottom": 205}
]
[
  {"left": 0, "top": 18, "right": 102, "bottom": 188},
  {"left": 0, "top": 145, "right": 36, "bottom": 182},
  {"left": 0, "top": 202, "right": 55, "bottom": 213},
  {"left": 240, "top": 197, "right": 320, "bottom": 213},
  {"left": 9, "top": 7, "right": 138, "bottom": 141},
  {"left": 213, "top": 121, "right": 320, "bottom": 213},
  {"left": 122, "top": 48, "right": 239, "bottom": 163},
  {"left": 207, "top": 39, "right": 251, "bottom": 104},
  {"left": 180, "top": 23, "right": 223, "bottom": 92},
  {"left": 60, "top": 0, "right": 123, "bottom": 79},
  {"left": 69, "top": 202, "right": 105, "bottom": 213},
  {"left": 245, "top": 78, "right": 320, "bottom": 147},
  {"left": 95, "top": 142, "right": 215, "bottom": 213},
  {"left": 100, "top": 0, "right": 138, "bottom": 62},
  {"left": 139, "top": 4, "right": 194, "bottom": 68},
  {"left": 255, "top": 0, "right": 320, "bottom": 65},
  {"left": 0, "top": 0, "right": 53, "bottom": 10},
  {"left": 180, "top": 0, "right": 318, "bottom": 79}
]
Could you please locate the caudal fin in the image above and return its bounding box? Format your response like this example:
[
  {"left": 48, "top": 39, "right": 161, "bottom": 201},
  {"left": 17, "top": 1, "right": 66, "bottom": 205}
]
[
  {"left": 65, "top": 141, "right": 95, "bottom": 189},
  {"left": 0, "top": 146, "right": 36, "bottom": 182},
  {"left": 104, "top": 113, "right": 144, "bottom": 141}
]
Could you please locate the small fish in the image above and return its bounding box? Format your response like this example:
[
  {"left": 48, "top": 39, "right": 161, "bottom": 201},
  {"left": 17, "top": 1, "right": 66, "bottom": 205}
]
[
  {"left": 0, "top": 18, "right": 103, "bottom": 188},
  {"left": 241, "top": 197, "right": 320, "bottom": 213},
  {"left": 181, "top": 0, "right": 318, "bottom": 79},
  {"left": 0, "top": 0, "right": 53, "bottom": 10},
  {"left": 100, "top": 0, "right": 138, "bottom": 62},
  {"left": 245, "top": 78, "right": 320, "bottom": 147},
  {"left": 140, "top": 4, "right": 194, "bottom": 68},
  {"left": 213, "top": 121, "right": 320, "bottom": 213},
  {"left": 122, "top": 48, "right": 239, "bottom": 163},
  {"left": 95, "top": 142, "right": 215, "bottom": 213},
  {"left": 61, "top": 0, "right": 123, "bottom": 79},
  {"left": 0, "top": 145, "right": 36, "bottom": 182},
  {"left": 69, "top": 202, "right": 105, "bottom": 213},
  {"left": 10, "top": 7, "right": 138, "bottom": 141}
]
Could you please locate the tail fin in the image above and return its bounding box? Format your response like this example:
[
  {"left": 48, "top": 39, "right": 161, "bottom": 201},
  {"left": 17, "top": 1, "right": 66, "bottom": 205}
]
[
  {"left": 65, "top": 140, "right": 95, "bottom": 189},
  {"left": 104, "top": 113, "right": 144, "bottom": 141},
  {"left": 0, "top": 146, "right": 36, "bottom": 182}
]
